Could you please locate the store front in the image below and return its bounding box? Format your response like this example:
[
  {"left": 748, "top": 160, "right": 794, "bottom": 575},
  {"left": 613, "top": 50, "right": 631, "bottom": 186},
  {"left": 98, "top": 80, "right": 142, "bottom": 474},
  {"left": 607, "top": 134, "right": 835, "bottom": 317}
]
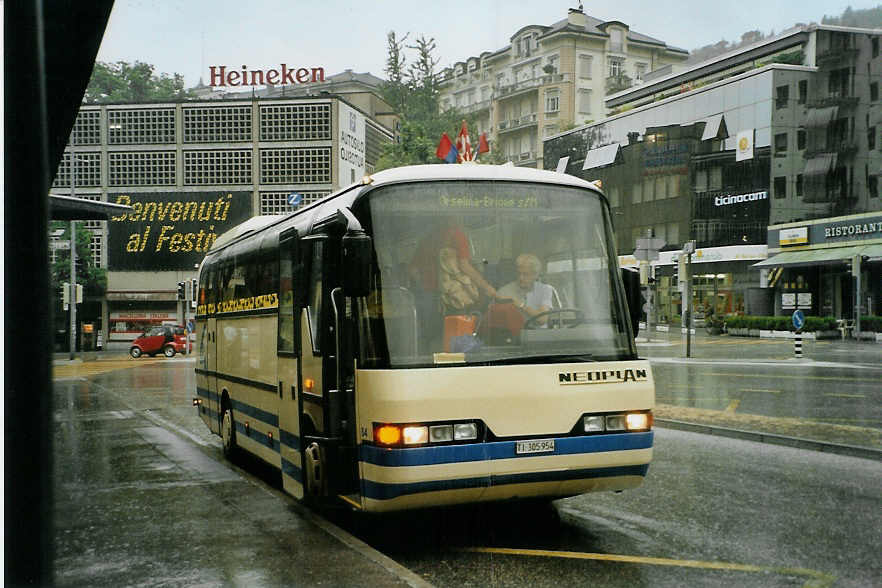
[
  {"left": 756, "top": 212, "right": 882, "bottom": 319},
  {"left": 620, "top": 244, "right": 767, "bottom": 325}
]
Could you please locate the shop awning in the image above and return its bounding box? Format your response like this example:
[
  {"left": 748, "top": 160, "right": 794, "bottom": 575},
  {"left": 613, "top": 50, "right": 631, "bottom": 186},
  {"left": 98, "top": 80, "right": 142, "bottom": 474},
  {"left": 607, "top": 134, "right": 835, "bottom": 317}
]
[
  {"left": 700, "top": 114, "right": 727, "bottom": 140},
  {"left": 803, "top": 153, "right": 837, "bottom": 177},
  {"left": 753, "top": 243, "right": 882, "bottom": 268},
  {"left": 582, "top": 143, "right": 621, "bottom": 170},
  {"left": 805, "top": 106, "right": 838, "bottom": 128}
]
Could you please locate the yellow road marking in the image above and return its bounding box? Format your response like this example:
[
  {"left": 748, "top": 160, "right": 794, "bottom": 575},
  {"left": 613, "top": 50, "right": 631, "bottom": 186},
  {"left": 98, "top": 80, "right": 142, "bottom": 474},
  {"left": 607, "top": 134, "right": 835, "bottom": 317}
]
[
  {"left": 823, "top": 393, "right": 865, "bottom": 398},
  {"left": 460, "top": 547, "right": 835, "bottom": 588},
  {"left": 724, "top": 399, "right": 740, "bottom": 413},
  {"left": 53, "top": 358, "right": 166, "bottom": 379},
  {"left": 740, "top": 388, "right": 781, "bottom": 394}
]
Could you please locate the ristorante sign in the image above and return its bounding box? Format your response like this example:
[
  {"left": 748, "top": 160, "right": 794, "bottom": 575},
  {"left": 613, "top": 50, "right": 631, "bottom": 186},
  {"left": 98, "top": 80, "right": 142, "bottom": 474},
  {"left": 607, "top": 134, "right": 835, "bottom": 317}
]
[{"left": 107, "top": 192, "right": 252, "bottom": 270}]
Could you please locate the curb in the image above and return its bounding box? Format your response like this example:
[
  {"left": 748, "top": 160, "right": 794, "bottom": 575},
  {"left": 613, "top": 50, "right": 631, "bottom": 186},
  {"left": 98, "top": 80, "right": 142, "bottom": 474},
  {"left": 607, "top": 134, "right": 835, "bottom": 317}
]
[{"left": 656, "top": 418, "right": 882, "bottom": 462}]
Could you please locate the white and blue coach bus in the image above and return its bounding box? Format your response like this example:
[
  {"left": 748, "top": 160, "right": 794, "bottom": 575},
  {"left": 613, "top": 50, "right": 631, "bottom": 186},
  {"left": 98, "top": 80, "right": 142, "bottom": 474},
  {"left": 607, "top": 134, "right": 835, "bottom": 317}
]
[{"left": 194, "top": 164, "right": 654, "bottom": 512}]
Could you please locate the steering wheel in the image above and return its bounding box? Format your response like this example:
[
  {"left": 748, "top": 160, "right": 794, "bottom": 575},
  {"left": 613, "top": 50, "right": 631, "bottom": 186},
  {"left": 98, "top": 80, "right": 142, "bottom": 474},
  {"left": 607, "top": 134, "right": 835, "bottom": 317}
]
[{"left": 523, "top": 308, "right": 585, "bottom": 330}]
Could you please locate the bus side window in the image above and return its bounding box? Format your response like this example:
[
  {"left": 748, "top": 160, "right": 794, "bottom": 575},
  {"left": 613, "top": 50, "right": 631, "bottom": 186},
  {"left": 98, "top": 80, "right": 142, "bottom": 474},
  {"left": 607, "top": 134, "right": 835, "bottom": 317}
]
[
  {"left": 278, "top": 237, "right": 297, "bottom": 353},
  {"left": 305, "top": 240, "right": 324, "bottom": 354}
]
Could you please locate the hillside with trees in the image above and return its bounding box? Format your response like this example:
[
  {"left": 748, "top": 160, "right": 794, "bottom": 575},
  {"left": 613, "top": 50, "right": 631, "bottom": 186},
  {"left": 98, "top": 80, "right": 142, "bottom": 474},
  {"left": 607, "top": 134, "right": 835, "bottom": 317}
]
[{"left": 687, "top": 5, "right": 882, "bottom": 64}]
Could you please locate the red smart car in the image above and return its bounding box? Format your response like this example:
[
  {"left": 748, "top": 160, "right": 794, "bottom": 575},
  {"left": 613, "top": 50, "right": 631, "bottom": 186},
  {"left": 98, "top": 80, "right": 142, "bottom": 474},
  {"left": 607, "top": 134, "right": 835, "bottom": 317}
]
[{"left": 129, "top": 325, "right": 191, "bottom": 358}]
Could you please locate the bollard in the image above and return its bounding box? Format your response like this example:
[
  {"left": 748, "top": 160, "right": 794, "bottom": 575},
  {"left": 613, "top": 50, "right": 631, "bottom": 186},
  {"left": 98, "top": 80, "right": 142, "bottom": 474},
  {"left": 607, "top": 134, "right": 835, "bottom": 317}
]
[{"left": 794, "top": 331, "right": 802, "bottom": 358}]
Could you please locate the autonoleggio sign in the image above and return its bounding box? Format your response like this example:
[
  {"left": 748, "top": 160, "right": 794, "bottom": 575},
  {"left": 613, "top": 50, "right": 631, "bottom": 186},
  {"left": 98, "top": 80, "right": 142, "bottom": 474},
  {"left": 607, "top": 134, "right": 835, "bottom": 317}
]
[{"left": 108, "top": 192, "right": 252, "bottom": 270}]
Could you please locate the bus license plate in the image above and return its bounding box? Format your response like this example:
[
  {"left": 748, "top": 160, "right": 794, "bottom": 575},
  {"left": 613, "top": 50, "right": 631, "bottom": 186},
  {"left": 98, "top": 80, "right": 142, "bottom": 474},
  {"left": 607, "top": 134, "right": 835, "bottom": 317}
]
[{"left": 516, "top": 439, "right": 555, "bottom": 454}]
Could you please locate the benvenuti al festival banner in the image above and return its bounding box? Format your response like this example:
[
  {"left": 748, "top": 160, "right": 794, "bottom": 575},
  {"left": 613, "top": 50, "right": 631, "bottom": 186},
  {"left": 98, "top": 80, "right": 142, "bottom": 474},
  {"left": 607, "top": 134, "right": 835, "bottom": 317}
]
[{"left": 107, "top": 192, "right": 252, "bottom": 271}]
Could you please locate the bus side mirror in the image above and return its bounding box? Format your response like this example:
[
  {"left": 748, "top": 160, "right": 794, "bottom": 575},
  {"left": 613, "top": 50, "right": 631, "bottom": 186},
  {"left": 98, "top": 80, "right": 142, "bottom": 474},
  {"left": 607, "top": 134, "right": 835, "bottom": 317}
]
[
  {"left": 621, "top": 267, "right": 641, "bottom": 338},
  {"left": 342, "top": 232, "right": 372, "bottom": 297},
  {"left": 337, "top": 207, "right": 372, "bottom": 297}
]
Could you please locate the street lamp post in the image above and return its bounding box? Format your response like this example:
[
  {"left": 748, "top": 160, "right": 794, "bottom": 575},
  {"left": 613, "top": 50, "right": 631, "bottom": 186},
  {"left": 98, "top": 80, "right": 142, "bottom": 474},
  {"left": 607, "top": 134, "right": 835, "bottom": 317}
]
[{"left": 69, "top": 150, "right": 78, "bottom": 360}]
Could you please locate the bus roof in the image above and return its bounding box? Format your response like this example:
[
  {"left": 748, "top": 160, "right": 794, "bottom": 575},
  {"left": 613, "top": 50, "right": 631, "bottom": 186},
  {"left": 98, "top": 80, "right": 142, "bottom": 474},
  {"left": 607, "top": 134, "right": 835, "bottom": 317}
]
[{"left": 204, "top": 164, "right": 605, "bottom": 259}]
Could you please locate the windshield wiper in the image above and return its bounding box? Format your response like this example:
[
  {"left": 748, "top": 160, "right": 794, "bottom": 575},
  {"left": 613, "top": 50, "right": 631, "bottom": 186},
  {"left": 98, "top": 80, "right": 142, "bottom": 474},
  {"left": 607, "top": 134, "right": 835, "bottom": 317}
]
[{"left": 473, "top": 353, "right": 597, "bottom": 365}]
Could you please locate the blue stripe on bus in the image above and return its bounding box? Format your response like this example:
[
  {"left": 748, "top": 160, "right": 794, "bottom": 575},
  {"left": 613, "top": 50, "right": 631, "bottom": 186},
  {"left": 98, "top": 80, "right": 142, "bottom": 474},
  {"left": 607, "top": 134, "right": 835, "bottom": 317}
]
[
  {"left": 231, "top": 398, "right": 279, "bottom": 428},
  {"left": 361, "top": 464, "right": 650, "bottom": 501},
  {"left": 280, "top": 429, "right": 300, "bottom": 452},
  {"left": 281, "top": 457, "right": 303, "bottom": 483},
  {"left": 359, "top": 432, "right": 653, "bottom": 467}
]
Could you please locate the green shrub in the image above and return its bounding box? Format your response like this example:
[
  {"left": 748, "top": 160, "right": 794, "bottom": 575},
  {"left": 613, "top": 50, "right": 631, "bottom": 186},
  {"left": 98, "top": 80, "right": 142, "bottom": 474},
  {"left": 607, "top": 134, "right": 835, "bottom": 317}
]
[
  {"left": 723, "top": 315, "right": 838, "bottom": 332},
  {"left": 860, "top": 316, "right": 882, "bottom": 332}
]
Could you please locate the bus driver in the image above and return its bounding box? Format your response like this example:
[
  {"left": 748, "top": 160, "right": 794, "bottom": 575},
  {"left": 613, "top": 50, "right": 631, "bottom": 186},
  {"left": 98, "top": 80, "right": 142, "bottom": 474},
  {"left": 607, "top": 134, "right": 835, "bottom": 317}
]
[{"left": 497, "top": 253, "right": 553, "bottom": 326}]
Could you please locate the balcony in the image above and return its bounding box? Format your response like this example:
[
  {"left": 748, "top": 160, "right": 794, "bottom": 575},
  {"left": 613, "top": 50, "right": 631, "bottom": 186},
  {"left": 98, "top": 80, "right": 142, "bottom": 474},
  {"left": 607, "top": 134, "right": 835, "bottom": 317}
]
[
  {"left": 496, "top": 73, "right": 570, "bottom": 98},
  {"left": 816, "top": 47, "right": 859, "bottom": 65},
  {"left": 808, "top": 94, "right": 859, "bottom": 109},
  {"left": 498, "top": 113, "right": 538, "bottom": 134},
  {"left": 461, "top": 99, "right": 491, "bottom": 114}
]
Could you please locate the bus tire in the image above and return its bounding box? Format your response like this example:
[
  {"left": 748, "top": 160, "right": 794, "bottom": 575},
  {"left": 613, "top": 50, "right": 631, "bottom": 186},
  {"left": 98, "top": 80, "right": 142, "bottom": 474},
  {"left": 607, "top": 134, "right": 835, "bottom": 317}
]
[{"left": 221, "top": 404, "right": 239, "bottom": 460}]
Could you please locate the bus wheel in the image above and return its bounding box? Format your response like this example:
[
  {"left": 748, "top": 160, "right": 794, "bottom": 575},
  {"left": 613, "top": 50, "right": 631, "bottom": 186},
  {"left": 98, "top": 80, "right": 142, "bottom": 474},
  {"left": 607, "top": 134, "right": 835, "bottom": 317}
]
[
  {"left": 221, "top": 406, "right": 238, "bottom": 459},
  {"left": 304, "top": 442, "right": 324, "bottom": 497}
]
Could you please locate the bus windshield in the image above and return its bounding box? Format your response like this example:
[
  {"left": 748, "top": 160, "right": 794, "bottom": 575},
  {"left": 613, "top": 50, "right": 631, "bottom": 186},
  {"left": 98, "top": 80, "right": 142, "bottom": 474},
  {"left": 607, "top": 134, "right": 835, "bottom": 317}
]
[{"left": 355, "top": 180, "right": 635, "bottom": 368}]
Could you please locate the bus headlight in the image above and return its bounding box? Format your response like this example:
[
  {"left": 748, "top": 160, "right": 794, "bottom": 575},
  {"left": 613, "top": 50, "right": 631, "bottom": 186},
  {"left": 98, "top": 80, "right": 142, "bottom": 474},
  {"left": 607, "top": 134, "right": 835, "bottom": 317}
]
[
  {"left": 625, "top": 412, "right": 652, "bottom": 431},
  {"left": 430, "top": 425, "right": 453, "bottom": 442},
  {"left": 403, "top": 426, "right": 429, "bottom": 445},
  {"left": 583, "top": 415, "right": 605, "bottom": 432},
  {"left": 453, "top": 423, "right": 477, "bottom": 440},
  {"left": 605, "top": 414, "right": 626, "bottom": 431}
]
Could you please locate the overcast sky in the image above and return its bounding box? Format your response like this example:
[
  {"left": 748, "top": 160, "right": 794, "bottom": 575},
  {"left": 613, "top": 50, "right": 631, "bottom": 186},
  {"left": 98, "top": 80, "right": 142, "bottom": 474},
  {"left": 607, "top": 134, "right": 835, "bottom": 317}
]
[{"left": 96, "top": 0, "right": 873, "bottom": 88}]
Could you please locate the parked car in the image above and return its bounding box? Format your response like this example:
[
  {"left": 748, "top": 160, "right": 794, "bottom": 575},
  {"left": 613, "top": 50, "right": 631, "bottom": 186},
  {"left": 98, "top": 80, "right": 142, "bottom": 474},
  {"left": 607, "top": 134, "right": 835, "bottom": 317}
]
[{"left": 129, "top": 325, "right": 191, "bottom": 358}]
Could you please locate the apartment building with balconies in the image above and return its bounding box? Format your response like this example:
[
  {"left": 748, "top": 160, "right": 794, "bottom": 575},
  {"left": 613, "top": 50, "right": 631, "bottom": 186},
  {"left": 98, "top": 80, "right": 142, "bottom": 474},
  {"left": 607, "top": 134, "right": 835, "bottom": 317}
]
[{"left": 438, "top": 6, "right": 688, "bottom": 169}]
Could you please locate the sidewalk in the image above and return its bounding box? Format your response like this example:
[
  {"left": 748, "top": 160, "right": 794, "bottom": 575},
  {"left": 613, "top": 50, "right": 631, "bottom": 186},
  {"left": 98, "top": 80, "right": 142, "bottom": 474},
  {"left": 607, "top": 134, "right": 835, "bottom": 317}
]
[{"left": 51, "top": 373, "right": 428, "bottom": 587}]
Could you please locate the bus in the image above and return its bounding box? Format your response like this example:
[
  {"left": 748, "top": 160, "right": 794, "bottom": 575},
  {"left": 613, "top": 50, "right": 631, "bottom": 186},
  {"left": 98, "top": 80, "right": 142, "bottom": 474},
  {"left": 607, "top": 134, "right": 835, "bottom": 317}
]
[{"left": 194, "top": 164, "right": 653, "bottom": 513}]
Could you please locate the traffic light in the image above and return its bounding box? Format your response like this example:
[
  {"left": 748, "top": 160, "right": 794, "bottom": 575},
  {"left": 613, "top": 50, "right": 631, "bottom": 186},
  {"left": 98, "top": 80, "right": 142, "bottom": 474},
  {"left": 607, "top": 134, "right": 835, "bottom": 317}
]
[
  {"left": 191, "top": 278, "right": 198, "bottom": 302},
  {"left": 62, "top": 282, "right": 70, "bottom": 305},
  {"left": 75, "top": 284, "right": 83, "bottom": 304},
  {"left": 177, "top": 281, "right": 185, "bottom": 300}
]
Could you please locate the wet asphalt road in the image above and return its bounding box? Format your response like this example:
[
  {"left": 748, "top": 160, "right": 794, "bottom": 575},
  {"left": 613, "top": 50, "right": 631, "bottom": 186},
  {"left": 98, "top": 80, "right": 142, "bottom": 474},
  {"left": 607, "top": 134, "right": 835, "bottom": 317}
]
[{"left": 51, "top": 357, "right": 881, "bottom": 587}]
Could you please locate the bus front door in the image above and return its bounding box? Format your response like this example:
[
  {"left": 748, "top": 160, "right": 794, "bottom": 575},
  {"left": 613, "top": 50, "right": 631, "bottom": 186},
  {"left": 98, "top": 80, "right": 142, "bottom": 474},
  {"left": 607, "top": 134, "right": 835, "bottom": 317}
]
[{"left": 278, "top": 232, "right": 304, "bottom": 499}]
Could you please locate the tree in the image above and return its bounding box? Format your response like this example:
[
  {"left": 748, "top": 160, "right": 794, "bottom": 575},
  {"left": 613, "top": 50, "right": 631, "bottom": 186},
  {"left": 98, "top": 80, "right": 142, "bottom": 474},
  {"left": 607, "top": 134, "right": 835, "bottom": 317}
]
[
  {"left": 50, "top": 221, "right": 107, "bottom": 299},
  {"left": 377, "top": 32, "right": 484, "bottom": 170},
  {"left": 84, "top": 61, "right": 193, "bottom": 103}
]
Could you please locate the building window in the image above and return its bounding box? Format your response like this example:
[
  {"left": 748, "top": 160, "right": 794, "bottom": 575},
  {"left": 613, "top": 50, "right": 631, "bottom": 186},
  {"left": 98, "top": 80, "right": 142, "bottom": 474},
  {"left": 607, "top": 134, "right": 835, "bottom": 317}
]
[
  {"left": 259, "top": 147, "right": 331, "bottom": 184},
  {"left": 260, "top": 191, "right": 329, "bottom": 214},
  {"left": 869, "top": 126, "right": 877, "bottom": 151},
  {"left": 709, "top": 166, "right": 722, "bottom": 190},
  {"left": 774, "top": 132, "right": 788, "bottom": 154},
  {"left": 610, "top": 29, "right": 624, "bottom": 53},
  {"left": 608, "top": 186, "right": 620, "bottom": 208},
  {"left": 71, "top": 110, "right": 101, "bottom": 145},
  {"left": 546, "top": 55, "right": 559, "bottom": 74},
  {"left": 796, "top": 174, "right": 803, "bottom": 198},
  {"left": 184, "top": 149, "right": 252, "bottom": 185},
  {"left": 667, "top": 222, "right": 679, "bottom": 246},
  {"left": 655, "top": 176, "right": 667, "bottom": 199},
  {"left": 694, "top": 169, "right": 708, "bottom": 192},
  {"left": 774, "top": 176, "right": 786, "bottom": 199},
  {"left": 871, "top": 82, "right": 879, "bottom": 102},
  {"left": 631, "top": 181, "right": 642, "bottom": 203},
  {"left": 641, "top": 177, "right": 653, "bottom": 202},
  {"left": 873, "top": 36, "right": 879, "bottom": 58},
  {"left": 108, "top": 151, "right": 176, "bottom": 186},
  {"left": 869, "top": 175, "right": 878, "bottom": 198},
  {"left": 775, "top": 85, "right": 789, "bottom": 109},
  {"left": 53, "top": 151, "right": 102, "bottom": 188},
  {"left": 578, "top": 89, "right": 592, "bottom": 114},
  {"left": 635, "top": 63, "right": 648, "bottom": 81},
  {"left": 545, "top": 89, "right": 560, "bottom": 113},
  {"left": 797, "top": 129, "right": 806, "bottom": 150},
  {"left": 579, "top": 55, "right": 593, "bottom": 79},
  {"left": 108, "top": 108, "right": 175, "bottom": 144},
  {"left": 184, "top": 105, "right": 252, "bottom": 143},
  {"left": 259, "top": 103, "right": 331, "bottom": 141},
  {"left": 798, "top": 80, "right": 807, "bottom": 104},
  {"left": 608, "top": 58, "right": 623, "bottom": 78}
]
